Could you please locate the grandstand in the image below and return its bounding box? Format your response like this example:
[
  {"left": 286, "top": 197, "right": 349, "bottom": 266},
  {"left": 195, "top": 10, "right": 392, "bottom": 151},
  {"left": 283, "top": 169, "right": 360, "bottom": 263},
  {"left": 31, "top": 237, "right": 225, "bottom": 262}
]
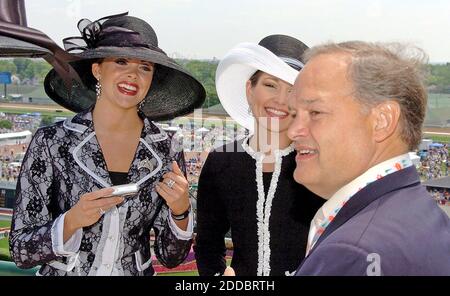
[
  {"left": 0, "top": 130, "right": 31, "bottom": 146},
  {"left": 423, "top": 176, "right": 450, "bottom": 217}
]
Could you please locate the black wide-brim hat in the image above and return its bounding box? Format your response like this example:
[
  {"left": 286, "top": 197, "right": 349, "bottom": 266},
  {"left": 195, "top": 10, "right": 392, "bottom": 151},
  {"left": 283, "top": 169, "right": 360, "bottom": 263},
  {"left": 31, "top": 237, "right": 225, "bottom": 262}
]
[{"left": 44, "top": 13, "right": 206, "bottom": 121}]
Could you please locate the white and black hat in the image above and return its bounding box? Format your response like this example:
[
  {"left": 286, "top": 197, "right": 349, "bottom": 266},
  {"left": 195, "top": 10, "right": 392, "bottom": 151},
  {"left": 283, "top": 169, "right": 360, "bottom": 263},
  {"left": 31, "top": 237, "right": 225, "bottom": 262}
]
[{"left": 215, "top": 34, "right": 308, "bottom": 131}]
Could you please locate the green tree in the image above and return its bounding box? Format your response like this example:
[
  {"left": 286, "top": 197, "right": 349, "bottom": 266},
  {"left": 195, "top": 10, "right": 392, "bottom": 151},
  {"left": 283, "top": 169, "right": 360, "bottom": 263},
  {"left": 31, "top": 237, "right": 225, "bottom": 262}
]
[
  {"left": 13, "top": 58, "right": 31, "bottom": 79},
  {"left": 182, "top": 59, "right": 220, "bottom": 108},
  {"left": 23, "top": 62, "right": 37, "bottom": 80},
  {"left": 427, "top": 63, "right": 450, "bottom": 93},
  {"left": 0, "top": 119, "right": 13, "bottom": 129},
  {"left": 0, "top": 60, "right": 17, "bottom": 74},
  {"left": 41, "top": 115, "right": 54, "bottom": 127},
  {"left": 9, "top": 58, "right": 51, "bottom": 82},
  {"left": 34, "top": 61, "right": 51, "bottom": 83}
]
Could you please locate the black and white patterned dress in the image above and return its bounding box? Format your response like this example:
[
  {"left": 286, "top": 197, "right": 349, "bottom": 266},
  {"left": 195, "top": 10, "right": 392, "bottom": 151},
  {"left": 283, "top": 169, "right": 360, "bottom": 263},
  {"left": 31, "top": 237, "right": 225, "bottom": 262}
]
[{"left": 9, "top": 109, "right": 193, "bottom": 276}]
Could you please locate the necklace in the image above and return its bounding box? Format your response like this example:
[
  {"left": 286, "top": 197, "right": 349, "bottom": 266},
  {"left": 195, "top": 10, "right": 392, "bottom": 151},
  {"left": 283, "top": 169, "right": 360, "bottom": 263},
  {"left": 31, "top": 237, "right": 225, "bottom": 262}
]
[{"left": 241, "top": 136, "right": 294, "bottom": 276}]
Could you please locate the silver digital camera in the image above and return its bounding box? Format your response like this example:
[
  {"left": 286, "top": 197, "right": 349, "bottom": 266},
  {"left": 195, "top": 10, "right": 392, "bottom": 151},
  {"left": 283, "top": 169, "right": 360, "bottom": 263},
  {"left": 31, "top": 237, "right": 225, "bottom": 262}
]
[{"left": 107, "top": 183, "right": 139, "bottom": 197}]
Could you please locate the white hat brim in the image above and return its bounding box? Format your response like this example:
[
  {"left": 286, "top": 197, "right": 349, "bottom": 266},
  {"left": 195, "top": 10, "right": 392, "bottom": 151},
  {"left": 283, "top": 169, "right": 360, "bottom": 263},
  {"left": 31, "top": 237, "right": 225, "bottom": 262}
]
[{"left": 215, "top": 43, "right": 300, "bottom": 132}]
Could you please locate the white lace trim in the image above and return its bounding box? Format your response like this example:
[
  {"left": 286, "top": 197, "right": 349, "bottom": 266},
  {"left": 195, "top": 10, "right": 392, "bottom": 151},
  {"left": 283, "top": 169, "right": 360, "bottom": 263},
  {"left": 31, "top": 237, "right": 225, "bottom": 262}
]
[{"left": 241, "top": 136, "right": 294, "bottom": 276}]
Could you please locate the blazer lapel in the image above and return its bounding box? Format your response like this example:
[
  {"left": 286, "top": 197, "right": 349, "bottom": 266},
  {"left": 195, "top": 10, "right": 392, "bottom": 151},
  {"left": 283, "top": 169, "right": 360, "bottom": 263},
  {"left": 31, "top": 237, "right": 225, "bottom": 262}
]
[
  {"left": 127, "top": 118, "right": 168, "bottom": 189},
  {"left": 67, "top": 112, "right": 170, "bottom": 192},
  {"left": 67, "top": 110, "right": 112, "bottom": 188},
  {"left": 299, "top": 166, "right": 421, "bottom": 268}
]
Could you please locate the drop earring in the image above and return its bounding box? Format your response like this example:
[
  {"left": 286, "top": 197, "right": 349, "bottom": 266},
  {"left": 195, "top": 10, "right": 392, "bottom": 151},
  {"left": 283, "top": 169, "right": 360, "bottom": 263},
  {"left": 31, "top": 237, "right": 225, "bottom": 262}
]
[
  {"left": 248, "top": 106, "right": 253, "bottom": 116},
  {"left": 96, "top": 79, "right": 102, "bottom": 100}
]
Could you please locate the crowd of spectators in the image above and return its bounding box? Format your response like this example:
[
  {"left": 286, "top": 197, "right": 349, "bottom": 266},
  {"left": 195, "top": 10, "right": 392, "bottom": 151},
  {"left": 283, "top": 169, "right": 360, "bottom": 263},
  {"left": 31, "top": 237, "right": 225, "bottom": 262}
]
[
  {"left": 419, "top": 145, "right": 449, "bottom": 180},
  {"left": 0, "top": 113, "right": 41, "bottom": 134},
  {"left": 0, "top": 113, "right": 36, "bottom": 182},
  {"left": 429, "top": 188, "right": 450, "bottom": 205},
  {"left": 184, "top": 153, "right": 205, "bottom": 199},
  {"left": 0, "top": 146, "right": 26, "bottom": 182},
  {"left": 158, "top": 120, "right": 248, "bottom": 153}
]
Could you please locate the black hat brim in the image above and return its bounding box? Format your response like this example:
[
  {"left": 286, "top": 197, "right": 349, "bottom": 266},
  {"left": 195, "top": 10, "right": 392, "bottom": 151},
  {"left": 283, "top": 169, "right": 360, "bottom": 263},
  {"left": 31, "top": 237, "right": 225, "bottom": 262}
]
[{"left": 44, "top": 46, "right": 206, "bottom": 121}]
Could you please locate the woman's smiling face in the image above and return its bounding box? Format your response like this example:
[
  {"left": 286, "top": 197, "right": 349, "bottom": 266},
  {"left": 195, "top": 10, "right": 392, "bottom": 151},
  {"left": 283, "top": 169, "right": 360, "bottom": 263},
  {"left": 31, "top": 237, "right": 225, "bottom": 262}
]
[
  {"left": 92, "top": 57, "right": 154, "bottom": 110},
  {"left": 246, "top": 71, "right": 293, "bottom": 133}
]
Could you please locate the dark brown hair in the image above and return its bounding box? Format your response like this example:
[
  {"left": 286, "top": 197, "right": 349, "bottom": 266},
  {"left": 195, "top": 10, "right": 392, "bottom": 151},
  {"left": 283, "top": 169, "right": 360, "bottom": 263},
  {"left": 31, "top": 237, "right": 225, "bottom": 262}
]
[{"left": 249, "top": 70, "right": 263, "bottom": 87}]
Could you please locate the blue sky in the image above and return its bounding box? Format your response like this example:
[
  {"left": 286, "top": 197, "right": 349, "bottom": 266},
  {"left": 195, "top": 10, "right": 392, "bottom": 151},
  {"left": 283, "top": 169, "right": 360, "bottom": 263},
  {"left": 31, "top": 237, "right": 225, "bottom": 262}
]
[{"left": 25, "top": 0, "right": 450, "bottom": 62}]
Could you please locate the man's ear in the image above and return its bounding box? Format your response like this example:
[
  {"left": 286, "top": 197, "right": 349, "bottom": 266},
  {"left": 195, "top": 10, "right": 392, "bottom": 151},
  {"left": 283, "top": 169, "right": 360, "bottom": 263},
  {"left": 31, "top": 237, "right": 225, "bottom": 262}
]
[{"left": 372, "top": 100, "right": 401, "bottom": 143}]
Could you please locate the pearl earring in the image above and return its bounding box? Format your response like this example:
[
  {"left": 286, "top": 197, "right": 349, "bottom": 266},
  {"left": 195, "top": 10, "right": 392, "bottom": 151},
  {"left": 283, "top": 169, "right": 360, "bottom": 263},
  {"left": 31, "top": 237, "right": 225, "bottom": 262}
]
[{"left": 96, "top": 79, "right": 102, "bottom": 100}]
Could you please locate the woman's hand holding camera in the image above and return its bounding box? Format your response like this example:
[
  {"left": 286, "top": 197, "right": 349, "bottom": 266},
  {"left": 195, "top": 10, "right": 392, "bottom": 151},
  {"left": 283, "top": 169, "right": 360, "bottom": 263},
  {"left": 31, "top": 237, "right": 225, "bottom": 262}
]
[{"left": 63, "top": 188, "right": 124, "bottom": 242}]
